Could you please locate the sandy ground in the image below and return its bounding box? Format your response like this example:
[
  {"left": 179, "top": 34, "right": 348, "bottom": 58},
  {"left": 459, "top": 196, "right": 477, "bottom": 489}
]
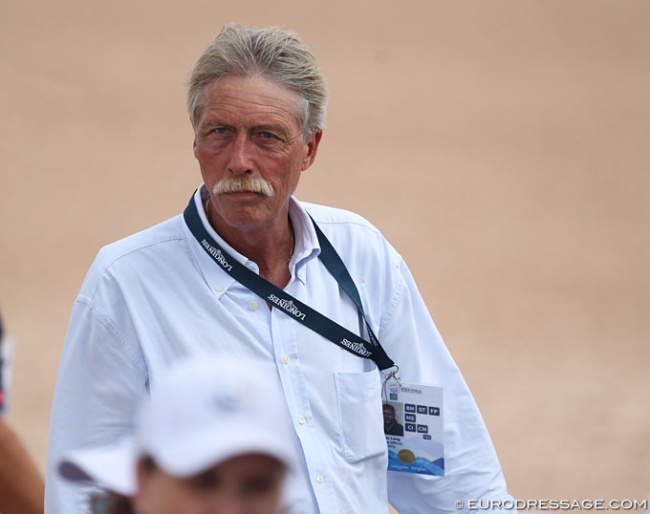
[{"left": 1, "top": 0, "right": 649, "bottom": 508}]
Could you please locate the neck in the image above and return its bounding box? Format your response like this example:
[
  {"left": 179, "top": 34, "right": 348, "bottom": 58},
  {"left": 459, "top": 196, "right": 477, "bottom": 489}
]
[{"left": 205, "top": 200, "right": 295, "bottom": 289}]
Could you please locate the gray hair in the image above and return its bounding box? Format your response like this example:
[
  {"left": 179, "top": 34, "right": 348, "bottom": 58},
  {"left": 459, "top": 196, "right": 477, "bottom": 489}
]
[{"left": 186, "top": 22, "right": 328, "bottom": 138}]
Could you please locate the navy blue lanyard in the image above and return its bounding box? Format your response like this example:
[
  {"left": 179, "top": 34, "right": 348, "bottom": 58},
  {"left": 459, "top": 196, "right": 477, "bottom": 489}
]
[{"left": 183, "top": 195, "right": 396, "bottom": 371}]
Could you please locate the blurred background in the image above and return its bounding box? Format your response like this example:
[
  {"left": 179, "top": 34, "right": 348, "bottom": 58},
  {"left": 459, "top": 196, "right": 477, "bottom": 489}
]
[{"left": 1, "top": 0, "right": 648, "bottom": 505}]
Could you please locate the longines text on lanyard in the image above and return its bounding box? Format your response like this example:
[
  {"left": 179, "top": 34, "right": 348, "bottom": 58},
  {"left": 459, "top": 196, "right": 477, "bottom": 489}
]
[{"left": 184, "top": 194, "right": 396, "bottom": 372}]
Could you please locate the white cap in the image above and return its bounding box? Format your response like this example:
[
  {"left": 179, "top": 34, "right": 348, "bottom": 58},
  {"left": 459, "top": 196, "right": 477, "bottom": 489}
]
[
  {"left": 58, "top": 437, "right": 136, "bottom": 495},
  {"left": 58, "top": 355, "right": 297, "bottom": 495}
]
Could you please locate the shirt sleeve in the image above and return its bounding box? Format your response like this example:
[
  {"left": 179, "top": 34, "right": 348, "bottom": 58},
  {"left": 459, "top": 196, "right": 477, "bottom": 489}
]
[
  {"left": 381, "top": 258, "right": 514, "bottom": 514},
  {"left": 45, "top": 297, "right": 148, "bottom": 514}
]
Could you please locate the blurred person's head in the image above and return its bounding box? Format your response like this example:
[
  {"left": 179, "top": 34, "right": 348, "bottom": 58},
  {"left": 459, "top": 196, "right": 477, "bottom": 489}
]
[
  {"left": 186, "top": 22, "right": 327, "bottom": 139},
  {"left": 59, "top": 355, "right": 297, "bottom": 514},
  {"left": 134, "top": 453, "right": 284, "bottom": 514}
]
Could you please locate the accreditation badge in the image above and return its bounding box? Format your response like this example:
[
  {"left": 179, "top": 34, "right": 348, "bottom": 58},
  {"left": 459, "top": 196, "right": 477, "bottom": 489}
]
[{"left": 383, "top": 381, "right": 444, "bottom": 476}]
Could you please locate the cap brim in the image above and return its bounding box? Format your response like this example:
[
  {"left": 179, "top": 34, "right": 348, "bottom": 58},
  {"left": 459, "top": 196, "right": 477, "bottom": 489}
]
[
  {"left": 58, "top": 437, "right": 137, "bottom": 496},
  {"left": 153, "top": 425, "right": 297, "bottom": 478}
]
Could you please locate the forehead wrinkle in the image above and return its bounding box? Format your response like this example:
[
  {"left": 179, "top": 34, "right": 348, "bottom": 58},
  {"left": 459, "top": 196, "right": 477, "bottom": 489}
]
[{"left": 199, "top": 76, "right": 302, "bottom": 134}]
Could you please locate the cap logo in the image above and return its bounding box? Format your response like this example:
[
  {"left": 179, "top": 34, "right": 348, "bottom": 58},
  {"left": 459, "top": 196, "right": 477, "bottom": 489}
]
[{"left": 214, "top": 393, "right": 240, "bottom": 413}]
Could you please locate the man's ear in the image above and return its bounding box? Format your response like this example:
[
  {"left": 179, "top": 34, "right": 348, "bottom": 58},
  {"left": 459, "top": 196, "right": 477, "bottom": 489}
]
[{"left": 302, "top": 131, "right": 323, "bottom": 171}]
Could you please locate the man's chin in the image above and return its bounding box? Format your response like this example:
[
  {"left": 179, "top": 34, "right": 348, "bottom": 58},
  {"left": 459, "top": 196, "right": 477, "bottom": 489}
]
[{"left": 213, "top": 207, "right": 274, "bottom": 231}]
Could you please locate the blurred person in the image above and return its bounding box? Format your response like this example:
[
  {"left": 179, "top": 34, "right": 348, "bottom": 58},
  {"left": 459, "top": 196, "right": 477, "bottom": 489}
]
[
  {"left": 57, "top": 355, "right": 296, "bottom": 514},
  {"left": 47, "top": 22, "right": 513, "bottom": 514},
  {"left": 0, "top": 420, "right": 45, "bottom": 514},
  {"left": 0, "top": 312, "right": 44, "bottom": 514}
]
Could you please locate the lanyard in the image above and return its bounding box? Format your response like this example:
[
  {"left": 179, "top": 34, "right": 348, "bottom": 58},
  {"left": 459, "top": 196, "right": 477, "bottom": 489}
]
[{"left": 183, "top": 194, "right": 396, "bottom": 371}]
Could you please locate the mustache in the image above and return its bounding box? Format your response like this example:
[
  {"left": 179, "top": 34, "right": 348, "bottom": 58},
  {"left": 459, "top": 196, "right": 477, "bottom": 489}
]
[{"left": 212, "top": 176, "right": 274, "bottom": 197}]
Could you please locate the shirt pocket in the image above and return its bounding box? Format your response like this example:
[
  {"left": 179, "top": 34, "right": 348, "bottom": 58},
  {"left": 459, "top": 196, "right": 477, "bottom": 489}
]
[{"left": 334, "top": 370, "right": 385, "bottom": 463}]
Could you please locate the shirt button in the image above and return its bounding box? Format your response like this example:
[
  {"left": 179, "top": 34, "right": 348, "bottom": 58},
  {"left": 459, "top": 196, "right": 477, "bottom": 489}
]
[
  {"left": 282, "top": 354, "right": 291, "bottom": 364},
  {"left": 249, "top": 301, "right": 258, "bottom": 311},
  {"left": 297, "top": 269, "right": 305, "bottom": 279},
  {"left": 297, "top": 415, "right": 306, "bottom": 425},
  {"left": 215, "top": 284, "right": 224, "bottom": 292},
  {"left": 316, "top": 474, "right": 325, "bottom": 484}
]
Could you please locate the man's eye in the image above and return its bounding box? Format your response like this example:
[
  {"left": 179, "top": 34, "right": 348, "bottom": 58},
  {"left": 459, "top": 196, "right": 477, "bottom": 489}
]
[
  {"left": 242, "top": 475, "right": 280, "bottom": 496},
  {"left": 259, "top": 131, "right": 276, "bottom": 139},
  {"left": 214, "top": 127, "right": 228, "bottom": 134}
]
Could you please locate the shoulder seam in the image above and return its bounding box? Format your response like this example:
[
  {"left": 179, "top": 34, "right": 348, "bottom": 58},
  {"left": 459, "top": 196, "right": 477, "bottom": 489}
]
[{"left": 75, "top": 295, "right": 148, "bottom": 375}]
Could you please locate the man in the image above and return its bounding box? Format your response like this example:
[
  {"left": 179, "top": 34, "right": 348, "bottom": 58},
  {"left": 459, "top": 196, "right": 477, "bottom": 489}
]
[
  {"left": 383, "top": 404, "right": 404, "bottom": 437},
  {"left": 47, "top": 22, "right": 512, "bottom": 513},
  {"left": 58, "top": 355, "right": 296, "bottom": 514}
]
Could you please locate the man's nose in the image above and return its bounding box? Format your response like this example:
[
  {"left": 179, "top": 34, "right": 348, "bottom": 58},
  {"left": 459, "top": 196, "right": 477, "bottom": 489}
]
[{"left": 227, "top": 134, "right": 254, "bottom": 175}]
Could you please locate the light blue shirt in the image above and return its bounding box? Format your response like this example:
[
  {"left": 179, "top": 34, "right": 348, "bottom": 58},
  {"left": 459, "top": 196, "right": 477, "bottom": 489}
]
[{"left": 46, "top": 187, "right": 512, "bottom": 514}]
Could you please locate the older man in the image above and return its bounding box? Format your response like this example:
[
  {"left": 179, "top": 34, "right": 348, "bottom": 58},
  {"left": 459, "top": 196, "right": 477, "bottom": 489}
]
[{"left": 46, "top": 22, "right": 512, "bottom": 514}]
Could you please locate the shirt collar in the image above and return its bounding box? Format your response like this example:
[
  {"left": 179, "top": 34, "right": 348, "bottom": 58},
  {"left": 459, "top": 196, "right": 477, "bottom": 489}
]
[
  {"left": 186, "top": 185, "right": 321, "bottom": 297},
  {"left": 288, "top": 195, "right": 321, "bottom": 281}
]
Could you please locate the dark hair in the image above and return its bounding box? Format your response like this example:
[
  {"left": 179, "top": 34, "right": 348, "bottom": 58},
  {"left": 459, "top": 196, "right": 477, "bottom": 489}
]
[
  {"left": 383, "top": 403, "right": 396, "bottom": 414},
  {"left": 139, "top": 454, "right": 158, "bottom": 474}
]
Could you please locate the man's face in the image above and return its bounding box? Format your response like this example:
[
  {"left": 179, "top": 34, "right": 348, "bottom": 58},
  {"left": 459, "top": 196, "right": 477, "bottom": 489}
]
[
  {"left": 193, "top": 74, "right": 322, "bottom": 235},
  {"left": 134, "top": 454, "right": 286, "bottom": 514},
  {"left": 383, "top": 408, "right": 395, "bottom": 425}
]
